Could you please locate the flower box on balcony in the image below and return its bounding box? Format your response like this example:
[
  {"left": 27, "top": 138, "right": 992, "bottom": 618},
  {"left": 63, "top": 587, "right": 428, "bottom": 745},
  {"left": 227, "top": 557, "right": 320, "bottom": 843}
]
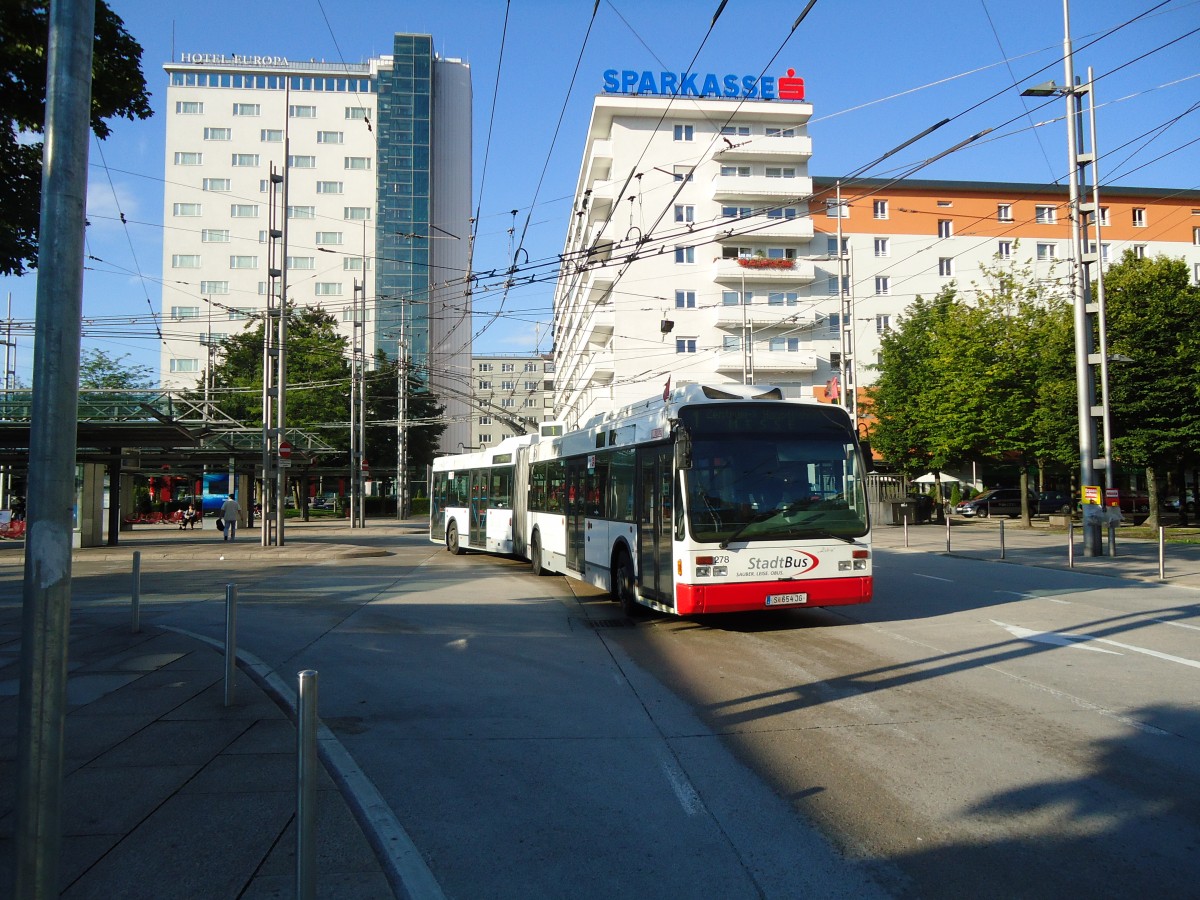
[{"left": 736, "top": 257, "right": 795, "bottom": 270}]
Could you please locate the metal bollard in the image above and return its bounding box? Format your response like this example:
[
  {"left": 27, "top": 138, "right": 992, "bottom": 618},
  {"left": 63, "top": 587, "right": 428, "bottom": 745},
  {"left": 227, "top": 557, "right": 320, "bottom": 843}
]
[
  {"left": 297, "top": 670, "right": 318, "bottom": 900},
  {"left": 131, "top": 551, "right": 141, "bottom": 633},
  {"left": 903, "top": 511, "right": 909, "bottom": 548},
  {"left": 945, "top": 514, "right": 951, "bottom": 554},
  {"left": 1107, "top": 522, "right": 1117, "bottom": 557},
  {"left": 224, "top": 584, "right": 238, "bottom": 707},
  {"left": 1068, "top": 523, "right": 1075, "bottom": 569},
  {"left": 999, "top": 519, "right": 1005, "bottom": 559},
  {"left": 1159, "top": 526, "right": 1166, "bottom": 581}
]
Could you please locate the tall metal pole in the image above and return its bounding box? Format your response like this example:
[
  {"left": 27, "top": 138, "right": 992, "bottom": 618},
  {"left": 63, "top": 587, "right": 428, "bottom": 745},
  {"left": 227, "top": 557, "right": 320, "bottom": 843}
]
[
  {"left": 15, "top": 1, "right": 95, "bottom": 895},
  {"left": 349, "top": 279, "right": 360, "bottom": 528},
  {"left": 275, "top": 121, "right": 290, "bottom": 546},
  {"left": 1085, "top": 66, "right": 1114, "bottom": 493},
  {"left": 1062, "top": 0, "right": 1101, "bottom": 556},
  {"left": 2, "top": 292, "right": 13, "bottom": 507},
  {"left": 358, "top": 280, "right": 367, "bottom": 527},
  {"left": 397, "top": 297, "right": 409, "bottom": 519}
]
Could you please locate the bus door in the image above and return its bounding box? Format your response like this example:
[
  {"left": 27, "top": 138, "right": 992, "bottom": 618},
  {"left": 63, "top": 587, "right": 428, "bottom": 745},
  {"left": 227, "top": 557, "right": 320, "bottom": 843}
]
[
  {"left": 637, "top": 445, "right": 674, "bottom": 606},
  {"left": 469, "top": 470, "right": 488, "bottom": 547},
  {"left": 565, "top": 457, "right": 586, "bottom": 572}
]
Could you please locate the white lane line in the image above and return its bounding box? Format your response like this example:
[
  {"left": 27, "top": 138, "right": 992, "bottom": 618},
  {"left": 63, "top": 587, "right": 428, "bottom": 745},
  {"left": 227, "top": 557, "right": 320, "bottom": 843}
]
[
  {"left": 914, "top": 573, "right": 953, "bottom": 583},
  {"left": 656, "top": 749, "right": 706, "bottom": 816},
  {"left": 993, "top": 620, "right": 1200, "bottom": 670},
  {"left": 1147, "top": 616, "right": 1200, "bottom": 632},
  {"left": 1046, "top": 598, "right": 1073, "bottom": 604}
]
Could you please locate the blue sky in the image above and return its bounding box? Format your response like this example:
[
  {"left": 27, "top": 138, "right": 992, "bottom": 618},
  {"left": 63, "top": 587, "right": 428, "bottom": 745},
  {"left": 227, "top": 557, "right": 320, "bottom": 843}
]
[{"left": 3, "top": 0, "right": 1197, "bottom": 384}]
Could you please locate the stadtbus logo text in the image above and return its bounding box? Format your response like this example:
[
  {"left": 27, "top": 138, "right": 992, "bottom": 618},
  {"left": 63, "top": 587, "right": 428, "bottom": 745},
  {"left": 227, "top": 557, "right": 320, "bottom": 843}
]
[
  {"left": 603, "top": 68, "right": 805, "bottom": 101},
  {"left": 747, "top": 552, "right": 817, "bottom": 571}
]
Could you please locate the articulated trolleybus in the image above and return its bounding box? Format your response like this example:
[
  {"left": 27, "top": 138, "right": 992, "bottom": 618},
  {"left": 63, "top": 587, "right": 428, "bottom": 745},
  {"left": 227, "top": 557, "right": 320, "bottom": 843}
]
[{"left": 431, "top": 383, "right": 872, "bottom": 615}]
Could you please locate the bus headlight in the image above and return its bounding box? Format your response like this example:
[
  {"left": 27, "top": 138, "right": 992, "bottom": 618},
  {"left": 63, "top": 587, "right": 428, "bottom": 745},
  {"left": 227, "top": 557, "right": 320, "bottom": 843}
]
[
  {"left": 838, "top": 560, "right": 851, "bottom": 571},
  {"left": 695, "top": 566, "right": 711, "bottom": 577},
  {"left": 712, "top": 565, "right": 727, "bottom": 577},
  {"left": 853, "top": 559, "right": 868, "bottom": 570}
]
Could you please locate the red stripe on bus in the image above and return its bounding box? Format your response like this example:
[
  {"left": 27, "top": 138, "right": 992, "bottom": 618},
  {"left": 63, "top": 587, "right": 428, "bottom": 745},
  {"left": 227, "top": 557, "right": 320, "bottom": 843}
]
[{"left": 675, "top": 576, "right": 872, "bottom": 615}]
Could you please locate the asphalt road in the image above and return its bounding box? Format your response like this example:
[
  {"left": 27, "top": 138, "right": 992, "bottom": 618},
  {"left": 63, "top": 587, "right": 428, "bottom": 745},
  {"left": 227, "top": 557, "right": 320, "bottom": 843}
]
[{"left": 18, "top": 523, "right": 1200, "bottom": 898}]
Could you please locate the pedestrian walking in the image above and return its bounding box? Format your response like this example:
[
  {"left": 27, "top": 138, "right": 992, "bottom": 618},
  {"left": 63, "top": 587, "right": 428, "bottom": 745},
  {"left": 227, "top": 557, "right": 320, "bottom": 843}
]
[{"left": 220, "top": 494, "right": 241, "bottom": 541}]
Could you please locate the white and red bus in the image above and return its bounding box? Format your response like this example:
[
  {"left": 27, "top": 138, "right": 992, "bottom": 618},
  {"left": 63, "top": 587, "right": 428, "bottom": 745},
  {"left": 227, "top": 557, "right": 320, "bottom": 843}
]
[{"left": 431, "top": 383, "right": 872, "bottom": 615}]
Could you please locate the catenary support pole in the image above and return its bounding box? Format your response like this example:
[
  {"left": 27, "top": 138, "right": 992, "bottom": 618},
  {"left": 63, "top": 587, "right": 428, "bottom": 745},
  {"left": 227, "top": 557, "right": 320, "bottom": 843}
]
[
  {"left": 999, "top": 519, "right": 1006, "bottom": 560},
  {"left": 1159, "top": 527, "right": 1166, "bottom": 581},
  {"left": 14, "top": 1, "right": 96, "bottom": 895},
  {"left": 297, "top": 670, "right": 318, "bottom": 900}
]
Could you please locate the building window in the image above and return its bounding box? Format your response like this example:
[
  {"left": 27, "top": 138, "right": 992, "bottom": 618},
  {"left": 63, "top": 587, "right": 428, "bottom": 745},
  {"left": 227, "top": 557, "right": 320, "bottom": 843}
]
[
  {"left": 674, "top": 246, "right": 695, "bottom": 264},
  {"left": 261, "top": 129, "right": 283, "bottom": 142},
  {"left": 229, "top": 255, "right": 258, "bottom": 269},
  {"left": 1035, "top": 205, "right": 1057, "bottom": 224},
  {"left": 227, "top": 307, "right": 252, "bottom": 320},
  {"left": 288, "top": 155, "right": 316, "bottom": 168},
  {"left": 674, "top": 205, "right": 694, "bottom": 223},
  {"left": 675, "top": 290, "right": 695, "bottom": 308},
  {"left": 233, "top": 103, "right": 260, "bottom": 116},
  {"left": 173, "top": 152, "right": 202, "bottom": 166},
  {"left": 202, "top": 178, "right": 230, "bottom": 192},
  {"left": 344, "top": 207, "right": 371, "bottom": 221},
  {"left": 501, "top": 363, "right": 514, "bottom": 372},
  {"left": 722, "top": 290, "right": 751, "bottom": 305},
  {"left": 173, "top": 203, "right": 202, "bottom": 217},
  {"left": 317, "top": 131, "right": 344, "bottom": 144},
  {"left": 938, "top": 257, "right": 954, "bottom": 276},
  {"left": 828, "top": 312, "right": 841, "bottom": 335},
  {"left": 169, "top": 306, "right": 200, "bottom": 319},
  {"left": 289, "top": 206, "right": 315, "bottom": 219},
  {"left": 317, "top": 181, "right": 344, "bottom": 194},
  {"left": 1132, "top": 207, "right": 1146, "bottom": 227},
  {"left": 826, "top": 236, "right": 848, "bottom": 255},
  {"left": 171, "top": 255, "right": 200, "bottom": 268},
  {"left": 1195, "top": 263, "right": 1200, "bottom": 285},
  {"left": 199, "top": 281, "right": 229, "bottom": 294},
  {"left": 1101, "top": 243, "right": 1111, "bottom": 263},
  {"left": 524, "top": 381, "right": 539, "bottom": 390},
  {"left": 478, "top": 363, "right": 492, "bottom": 372},
  {"left": 766, "top": 206, "right": 798, "bottom": 219},
  {"left": 1036, "top": 242, "right": 1057, "bottom": 260},
  {"left": 875, "top": 276, "right": 890, "bottom": 296},
  {"left": 1132, "top": 244, "right": 1146, "bottom": 259},
  {"left": 873, "top": 237, "right": 889, "bottom": 257},
  {"left": 721, "top": 125, "right": 750, "bottom": 137},
  {"left": 175, "top": 101, "right": 203, "bottom": 114},
  {"left": 232, "top": 153, "right": 259, "bottom": 167},
  {"left": 344, "top": 257, "right": 371, "bottom": 271},
  {"left": 344, "top": 156, "right": 371, "bottom": 170},
  {"left": 1098, "top": 207, "right": 1110, "bottom": 226},
  {"left": 723, "top": 336, "right": 741, "bottom": 351},
  {"left": 764, "top": 167, "right": 796, "bottom": 178},
  {"left": 828, "top": 274, "right": 848, "bottom": 295},
  {"left": 287, "top": 257, "right": 315, "bottom": 270},
  {"left": 314, "top": 283, "right": 342, "bottom": 296},
  {"left": 873, "top": 199, "right": 888, "bottom": 219},
  {"left": 501, "top": 399, "right": 515, "bottom": 408},
  {"left": 765, "top": 127, "right": 795, "bottom": 138},
  {"left": 719, "top": 165, "right": 751, "bottom": 177},
  {"left": 201, "top": 229, "right": 228, "bottom": 243},
  {"left": 203, "top": 127, "right": 231, "bottom": 141},
  {"left": 876, "top": 314, "right": 891, "bottom": 333},
  {"left": 676, "top": 338, "right": 697, "bottom": 354},
  {"left": 997, "top": 203, "right": 1013, "bottom": 222},
  {"left": 230, "top": 204, "right": 259, "bottom": 217},
  {"left": 997, "top": 240, "right": 1012, "bottom": 260},
  {"left": 345, "top": 106, "right": 367, "bottom": 120},
  {"left": 826, "top": 200, "right": 848, "bottom": 218},
  {"left": 1194, "top": 227, "right": 1200, "bottom": 245},
  {"left": 722, "top": 246, "right": 752, "bottom": 259},
  {"left": 722, "top": 206, "right": 752, "bottom": 219},
  {"left": 170, "top": 359, "right": 199, "bottom": 373},
  {"left": 289, "top": 105, "right": 317, "bottom": 118},
  {"left": 315, "top": 231, "right": 343, "bottom": 245},
  {"left": 524, "top": 362, "right": 537, "bottom": 371},
  {"left": 673, "top": 124, "right": 694, "bottom": 141},
  {"left": 938, "top": 219, "right": 953, "bottom": 238},
  {"left": 672, "top": 166, "right": 694, "bottom": 182}
]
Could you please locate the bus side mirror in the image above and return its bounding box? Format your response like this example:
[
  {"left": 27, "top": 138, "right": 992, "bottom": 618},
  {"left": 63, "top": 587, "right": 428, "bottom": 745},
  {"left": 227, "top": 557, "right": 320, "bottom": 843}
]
[{"left": 675, "top": 429, "right": 693, "bottom": 470}]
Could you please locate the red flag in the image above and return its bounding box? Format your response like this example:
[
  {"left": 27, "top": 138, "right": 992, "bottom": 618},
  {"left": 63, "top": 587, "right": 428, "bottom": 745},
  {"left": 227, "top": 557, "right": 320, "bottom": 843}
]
[{"left": 663, "top": 377, "right": 671, "bottom": 402}]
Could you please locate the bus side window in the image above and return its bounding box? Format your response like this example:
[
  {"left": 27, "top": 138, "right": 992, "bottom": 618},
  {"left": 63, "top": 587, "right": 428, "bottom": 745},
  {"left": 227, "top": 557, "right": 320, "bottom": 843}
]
[{"left": 608, "top": 448, "right": 635, "bottom": 523}]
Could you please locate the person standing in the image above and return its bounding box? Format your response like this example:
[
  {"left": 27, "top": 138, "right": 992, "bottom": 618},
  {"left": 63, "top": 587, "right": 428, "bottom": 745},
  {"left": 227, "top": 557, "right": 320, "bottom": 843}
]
[{"left": 220, "top": 494, "right": 240, "bottom": 541}]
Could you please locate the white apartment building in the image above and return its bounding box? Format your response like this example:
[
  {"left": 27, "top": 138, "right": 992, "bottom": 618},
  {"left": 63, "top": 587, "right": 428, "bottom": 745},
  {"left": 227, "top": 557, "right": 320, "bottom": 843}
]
[
  {"left": 469, "top": 354, "right": 555, "bottom": 450},
  {"left": 160, "top": 35, "right": 474, "bottom": 453},
  {"left": 553, "top": 89, "right": 822, "bottom": 429}
]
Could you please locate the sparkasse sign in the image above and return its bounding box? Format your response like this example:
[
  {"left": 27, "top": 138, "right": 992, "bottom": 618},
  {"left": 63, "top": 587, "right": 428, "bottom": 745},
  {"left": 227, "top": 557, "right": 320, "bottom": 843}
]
[{"left": 603, "top": 67, "right": 805, "bottom": 101}]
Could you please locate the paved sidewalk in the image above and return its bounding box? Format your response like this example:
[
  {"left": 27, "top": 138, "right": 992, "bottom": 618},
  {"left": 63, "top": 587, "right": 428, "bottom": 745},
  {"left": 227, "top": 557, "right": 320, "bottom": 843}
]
[{"left": 0, "top": 519, "right": 412, "bottom": 899}]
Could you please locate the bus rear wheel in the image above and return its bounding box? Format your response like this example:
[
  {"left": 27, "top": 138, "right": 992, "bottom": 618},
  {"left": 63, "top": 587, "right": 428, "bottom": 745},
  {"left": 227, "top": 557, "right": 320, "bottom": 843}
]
[
  {"left": 447, "top": 522, "right": 464, "bottom": 555},
  {"left": 613, "top": 550, "right": 641, "bottom": 616},
  {"left": 530, "top": 533, "right": 547, "bottom": 576}
]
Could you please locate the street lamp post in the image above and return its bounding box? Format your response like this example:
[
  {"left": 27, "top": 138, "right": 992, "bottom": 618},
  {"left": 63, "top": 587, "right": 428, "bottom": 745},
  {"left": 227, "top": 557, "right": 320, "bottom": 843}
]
[{"left": 1022, "top": 0, "right": 1112, "bottom": 557}]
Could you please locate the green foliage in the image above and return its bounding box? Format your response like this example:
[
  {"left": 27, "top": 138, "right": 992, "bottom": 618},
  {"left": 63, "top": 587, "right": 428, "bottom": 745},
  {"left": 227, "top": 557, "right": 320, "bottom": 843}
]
[
  {"left": 363, "top": 352, "right": 448, "bottom": 477},
  {"left": 79, "top": 348, "right": 154, "bottom": 389},
  {"left": 0, "top": 1, "right": 153, "bottom": 275}
]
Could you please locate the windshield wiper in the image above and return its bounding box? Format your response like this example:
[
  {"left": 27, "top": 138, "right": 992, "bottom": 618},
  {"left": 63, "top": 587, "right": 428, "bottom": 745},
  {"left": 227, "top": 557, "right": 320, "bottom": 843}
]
[
  {"left": 718, "top": 508, "right": 779, "bottom": 549},
  {"left": 794, "top": 527, "right": 857, "bottom": 544}
]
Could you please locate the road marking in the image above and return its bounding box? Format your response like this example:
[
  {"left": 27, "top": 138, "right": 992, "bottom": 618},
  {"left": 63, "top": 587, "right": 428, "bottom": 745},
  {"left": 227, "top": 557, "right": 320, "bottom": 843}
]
[
  {"left": 914, "top": 573, "right": 953, "bottom": 582},
  {"left": 656, "top": 749, "right": 705, "bottom": 816},
  {"left": 1147, "top": 616, "right": 1200, "bottom": 632},
  {"left": 994, "top": 620, "right": 1200, "bottom": 669}
]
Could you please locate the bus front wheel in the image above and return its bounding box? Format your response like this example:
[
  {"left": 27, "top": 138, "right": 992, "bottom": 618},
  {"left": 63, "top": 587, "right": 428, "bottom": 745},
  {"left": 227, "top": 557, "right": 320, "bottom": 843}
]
[
  {"left": 613, "top": 550, "right": 641, "bottom": 616},
  {"left": 530, "top": 533, "right": 548, "bottom": 576},
  {"left": 447, "top": 522, "right": 464, "bottom": 555}
]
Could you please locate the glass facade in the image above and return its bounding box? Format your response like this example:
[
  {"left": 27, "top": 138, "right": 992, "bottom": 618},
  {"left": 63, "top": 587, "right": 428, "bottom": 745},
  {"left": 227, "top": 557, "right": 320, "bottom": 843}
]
[{"left": 375, "top": 34, "right": 433, "bottom": 368}]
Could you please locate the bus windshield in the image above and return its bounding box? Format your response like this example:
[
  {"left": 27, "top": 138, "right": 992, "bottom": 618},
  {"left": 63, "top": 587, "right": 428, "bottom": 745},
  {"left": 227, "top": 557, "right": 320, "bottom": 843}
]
[{"left": 679, "top": 404, "right": 869, "bottom": 545}]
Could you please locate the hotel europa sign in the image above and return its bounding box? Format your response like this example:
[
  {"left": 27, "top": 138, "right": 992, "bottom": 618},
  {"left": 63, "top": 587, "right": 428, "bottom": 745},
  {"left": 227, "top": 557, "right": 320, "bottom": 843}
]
[
  {"left": 179, "top": 53, "right": 290, "bottom": 67},
  {"left": 603, "top": 67, "right": 805, "bottom": 101}
]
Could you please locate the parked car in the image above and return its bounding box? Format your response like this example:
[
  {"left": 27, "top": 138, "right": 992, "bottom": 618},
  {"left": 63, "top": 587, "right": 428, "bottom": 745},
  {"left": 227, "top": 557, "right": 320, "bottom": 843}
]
[
  {"left": 955, "top": 488, "right": 1036, "bottom": 518},
  {"left": 1037, "top": 490, "right": 1074, "bottom": 516},
  {"left": 1165, "top": 490, "right": 1195, "bottom": 514}
]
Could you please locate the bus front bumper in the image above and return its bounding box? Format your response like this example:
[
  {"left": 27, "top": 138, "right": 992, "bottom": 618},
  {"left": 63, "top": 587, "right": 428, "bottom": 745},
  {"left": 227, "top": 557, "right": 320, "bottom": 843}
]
[{"left": 675, "top": 576, "right": 873, "bottom": 615}]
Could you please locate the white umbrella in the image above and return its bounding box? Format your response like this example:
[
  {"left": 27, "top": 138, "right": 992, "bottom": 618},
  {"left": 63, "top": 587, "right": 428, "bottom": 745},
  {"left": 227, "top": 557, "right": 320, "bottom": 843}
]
[{"left": 913, "top": 472, "right": 961, "bottom": 484}]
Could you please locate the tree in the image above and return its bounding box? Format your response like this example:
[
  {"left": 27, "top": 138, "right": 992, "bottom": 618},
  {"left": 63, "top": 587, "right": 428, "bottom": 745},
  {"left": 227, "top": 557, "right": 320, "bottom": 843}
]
[
  {"left": 0, "top": 1, "right": 153, "bottom": 275},
  {"left": 1103, "top": 250, "right": 1200, "bottom": 523},
  {"left": 78, "top": 348, "right": 154, "bottom": 389},
  {"left": 206, "top": 306, "right": 352, "bottom": 450},
  {"left": 363, "top": 353, "right": 447, "bottom": 494}
]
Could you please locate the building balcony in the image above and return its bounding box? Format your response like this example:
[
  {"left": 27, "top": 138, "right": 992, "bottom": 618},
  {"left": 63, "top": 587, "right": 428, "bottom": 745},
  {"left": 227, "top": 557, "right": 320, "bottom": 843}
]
[
  {"left": 712, "top": 257, "right": 816, "bottom": 284},
  {"left": 581, "top": 303, "right": 614, "bottom": 349},
  {"left": 713, "top": 306, "right": 813, "bottom": 331},
  {"left": 714, "top": 350, "right": 817, "bottom": 374},
  {"left": 715, "top": 135, "right": 813, "bottom": 161},
  {"left": 711, "top": 174, "right": 812, "bottom": 202},
  {"left": 717, "top": 215, "right": 814, "bottom": 242},
  {"left": 584, "top": 139, "right": 613, "bottom": 184}
]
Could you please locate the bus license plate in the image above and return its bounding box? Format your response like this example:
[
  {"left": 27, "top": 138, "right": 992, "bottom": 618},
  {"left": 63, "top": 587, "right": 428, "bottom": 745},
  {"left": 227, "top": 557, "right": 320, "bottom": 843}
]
[{"left": 766, "top": 592, "right": 808, "bottom": 606}]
